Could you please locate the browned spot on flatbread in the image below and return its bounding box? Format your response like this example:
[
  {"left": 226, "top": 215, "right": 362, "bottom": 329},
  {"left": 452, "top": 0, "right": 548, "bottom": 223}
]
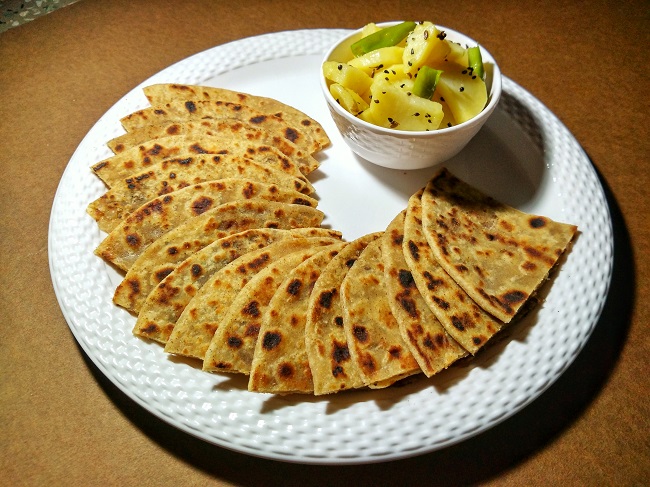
[
  {"left": 191, "top": 196, "right": 214, "bottom": 215},
  {"left": 262, "top": 331, "right": 281, "bottom": 350}
]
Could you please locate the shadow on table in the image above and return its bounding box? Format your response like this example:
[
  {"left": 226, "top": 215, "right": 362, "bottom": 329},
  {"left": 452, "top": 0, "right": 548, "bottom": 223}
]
[{"left": 81, "top": 162, "right": 634, "bottom": 486}]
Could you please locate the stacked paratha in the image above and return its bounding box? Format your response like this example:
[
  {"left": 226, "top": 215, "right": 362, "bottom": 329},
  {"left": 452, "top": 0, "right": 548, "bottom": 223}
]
[{"left": 88, "top": 83, "right": 577, "bottom": 396}]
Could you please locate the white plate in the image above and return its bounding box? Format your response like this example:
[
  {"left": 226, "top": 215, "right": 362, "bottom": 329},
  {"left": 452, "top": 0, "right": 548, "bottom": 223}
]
[{"left": 49, "top": 29, "right": 613, "bottom": 464}]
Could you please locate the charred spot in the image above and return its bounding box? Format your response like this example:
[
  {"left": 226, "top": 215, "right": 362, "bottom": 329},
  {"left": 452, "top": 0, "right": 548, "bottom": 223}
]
[
  {"left": 472, "top": 336, "right": 484, "bottom": 345},
  {"left": 278, "top": 363, "right": 294, "bottom": 378},
  {"left": 451, "top": 315, "right": 465, "bottom": 331},
  {"left": 455, "top": 264, "right": 468, "bottom": 273},
  {"left": 167, "top": 246, "right": 178, "bottom": 255},
  {"left": 166, "top": 124, "right": 180, "bottom": 135},
  {"left": 191, "top": 264, "right": 203, "bottom": 277},
  {"left": 191, "top": 196, "right": 214, "bottom": 215},
  {"left": 127, "top": 279, "right": 140, "bottom": 295},
  {"left": 334, "top": 316, "right": 343, "bottom": 327},
  {"left": 126, "top": 234, "right": 141, "bottom": 247},
  {"left": 141, "top": 323, "right": 159, "bottom": 334},
  {"left": 249, "top": 115, "right": 267, "bottom": 124},
  {"left": 332, "top": 342, "right": 350, "bottom": 363},
  {"left": 524, "top": 246, "right": 543, "bottom": 258},
  {"left": 227, "top": 336, "right": 243, "bottom": 349},
  {"left": 190, "top": 143, "right": 209, "bottom": 154},
  {"left": 147, "top": 144, "right": 163, "bottom": 156},
  {"left": 247, "top": 253, "right": 270, "bottom": 270},
  {"left": 501, "top": 290, "right": 527, "bottom": 305},
  {"left": 360, "top": 354, "right": 376, "bottom": 373},
  {"left": 436, "top": 233, "right": 449, "bottom": 255},
  {"left": 529, "top": 217, "right": 546, "bottom": 228},
  {"left": 432, "top": 296, "right": 450, "bottom": 310},
  {"left": 398, "top": 269, "right": 415, "bottom": 288},
  {"left": 178, "top": 157, "right": 193, "bottom": 165},
  {"left": 318, "top": 290, "right": 335, "bottom": 309},
  {"left": 93, "top": 161, "right": 108, "bottom": 171},
  {"left": 522, "top": 261, "right": 537, "bottom": 271},
  {"left": 155, "top": 268, "right": 174, "bottom": 282},
  {"left": 113, "top": 144, "right": 124, "bottom": 153},
  {"left": 184, "top": 101, "right": 197, "bottom": 113},
  {"left": 153, "top": 109, "right": 166, "bottom": 115},
  {"left": 436, "top": 218, "right": 448, "bottom": 229},
  {"left": 345, "top": 258, "right": 356, "bottom": 268},
  {"left": 397, "top": 291, "right": 418, "bottom": 319},
  {"left": 332, "top": 365, "right": 344, "bottom": 377},
  {"left": 353, "top": 326, "right": 368, "bottom": 343},
  {"left": 262, "top": 331, "right": 282, "bottom": 350},
  {"left": 284, "top": 127, "right": 299, "bottom": 143},
  {"left": 292, "top": 197, "right": 312, "bottom": 206},
  {"left": 242, "top": 182, "right": 255, "bottom": 199},
  {"left": 407, "top": 240, "right": 420, "bottom": 261},
  {"left": 245, "top": 324, "right": 260, "bottom": 337},
  {"left": 392, "top": 232, "right": 404, "bottom": 246},
  {"left": 388, "top": 346, "right": 401, "bottom": 358},
  {"left": 423, "top": 272, "right": 444, "bottom": 291},
  {"left": 286, "top": 279, "right": 302, "bottom": 296},
  {"left": 242, "top": 301, "right": 260, "bottom": 317}
]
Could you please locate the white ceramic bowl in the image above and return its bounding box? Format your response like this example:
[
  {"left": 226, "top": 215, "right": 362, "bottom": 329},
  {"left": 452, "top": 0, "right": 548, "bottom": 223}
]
[{"left": 321, "top": 22, "right": 502, "bottom": 170}]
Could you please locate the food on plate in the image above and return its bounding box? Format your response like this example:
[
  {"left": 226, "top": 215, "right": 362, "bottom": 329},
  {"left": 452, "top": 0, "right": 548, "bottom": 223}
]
[
  {"left": 95, "top": 179, "right": 317, "bottom": 272},
  {"left": 92, "top": 134, "right": 310, "bottom": 187},
  {"left": 85, "top": 84, "right": 576, "bottom": 396},
  {"left": 382, "top": 211, "right": 467, "bottom": 377},
  {"left": 403, "top": 188, "right": 504, "bottom": 354},
  {"left": 112, "top": 200, "right": 325, "bottom": 313},
  {"left": 106, "top": 119, "right": 320, "bottom": 175},
  {"left": 136, "top": 228, "right": 342, "bottom": 344},
  {"left": 323, "top": 21, "right": 489, "bottom": 130},
  {"left": 202, "top": 240, "right": 341, "bottom": 375},
  {"left": 305, "top": 233, "right": 380, "bottom": 395},
  {"left": 340, "top": 237, "right": 421, "bottom": 388},
  {"left": 87, "top": 153, "right": 313, "bottom": 232},
  {"left": 420, "top": 168, "right": 578, "bottom": 323},
  {"left": 165, "top": 235, "right": 341, "bottom": 359},
  {"left": 248, "top": 242, "right": 348, "bottom": 394},
  {"left": 141, "top": 83, "right": 331, "bottom": 154},
  {"left": 121, "top": 99, "right": 328, "bottom": 155}
]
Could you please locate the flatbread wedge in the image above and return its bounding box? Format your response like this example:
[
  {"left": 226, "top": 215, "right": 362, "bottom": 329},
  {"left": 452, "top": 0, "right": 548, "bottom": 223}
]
[
  {"left": 112, "top": 200, "right": 325, "bottom": 314},
  {"left": 421, "top": 168, "right": 577, "bottom": 323},
  {"left": 403, "top": 189, "right": 503, "bottom": 354},
  {"left": 248, "top": 242, "right": 348, "bottom": 394},
  {"left": 135, "top": 228, "right": 341, "bottom": 344},
  {"left": 166, "top": 236, "right": 340, "bottom": 361},
  {"left": 91, "top": 134, "right": 310, "bottom": 188},
  {"left": 202, "top": 241, "right": 340, "bottom": 375},
  {"left": 305, "top": 233, "right": 380, "bottom": 395},
  {"left": 87, "top": 154, "right": 312, "bottom": 233},
  {"left": 106, "top": 119, "right": 320, "bottom": 175},
  {"left": 121, "top": 99, "right": 328, "bottom": 155},
  {"left": 141, "top": 84, "right": 330, "bottom": 152},
  {"left": 340, "top": 237, "right": 421, "bottom": 388},
  {"left": 95, "top": 179, "right": 317, "bottom": 271},
  {"left": 382, "top": 210, "right": 466, "bottom": 377}
]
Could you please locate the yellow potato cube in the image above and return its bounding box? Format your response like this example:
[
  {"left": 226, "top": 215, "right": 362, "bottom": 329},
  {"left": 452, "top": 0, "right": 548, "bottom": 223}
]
[
  {"left": 435, "top": 63, "right": 488, "bottom": 123},
  {"left": 360, "top": 79, "right": 443, "bottom": 131},
  {"left": 323, "top": 61, "right": 373, "bottom": 96},
  {"left": 403, "top": 22, "right": 451, "bottom": 75},
  {"left": 347, "top": 46, "right": 405, "bottom": 75},
  {"left": 329, "top": 83, "right": 369, "bottom": 115}
]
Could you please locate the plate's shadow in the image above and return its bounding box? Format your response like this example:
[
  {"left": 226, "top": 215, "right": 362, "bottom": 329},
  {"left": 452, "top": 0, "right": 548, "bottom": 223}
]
[{"left": 79, "top": 161, "right": 633, "bottom": 485}]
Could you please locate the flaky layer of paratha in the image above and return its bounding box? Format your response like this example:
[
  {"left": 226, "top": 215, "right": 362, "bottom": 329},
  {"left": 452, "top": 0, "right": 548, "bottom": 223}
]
[
  {"left": 248, "top": 242, "right": 347, "bottom": 394},
  {"left": 304, "top": 233, "right": 381, "bottom": 395},
  {"left": 113, "top": 200, "right": 325, "bottom": 314},
  {"left": 340, "top": 237, "right": 421, "bottom": 388},
  {"left": 382, "top": 210, "right": 466, "bottom": 377},
  {"left": 95, "top": 179, "right": 317, "bottom": 271},
  {"left": 135, "top": 228, "right": 341, "bottom": 344},
  {"left": 421, "top": 168, "right": 577, "bottom": 323}
]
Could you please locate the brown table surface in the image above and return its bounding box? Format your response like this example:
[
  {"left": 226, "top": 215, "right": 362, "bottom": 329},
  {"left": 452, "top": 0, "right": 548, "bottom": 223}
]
[{"left": 2, "top": 0, "right": 648, "bottom": 485}]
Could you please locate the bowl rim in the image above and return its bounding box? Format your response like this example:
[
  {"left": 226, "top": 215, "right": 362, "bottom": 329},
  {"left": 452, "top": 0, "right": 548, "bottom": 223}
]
[{"left": 320, "top": 21, "right": 502, "bottom": 137}]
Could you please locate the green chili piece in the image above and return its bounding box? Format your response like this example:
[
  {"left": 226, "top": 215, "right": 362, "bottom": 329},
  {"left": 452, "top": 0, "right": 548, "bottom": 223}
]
[
  {"left": 350, "top": 21, "right": 417, "bottom": 57},
  {"left": 413, "top": 66, "right": 443, "bottom": 99},
  {"left": 468, "top": 46, "right": 485, "bottom": 79}
]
